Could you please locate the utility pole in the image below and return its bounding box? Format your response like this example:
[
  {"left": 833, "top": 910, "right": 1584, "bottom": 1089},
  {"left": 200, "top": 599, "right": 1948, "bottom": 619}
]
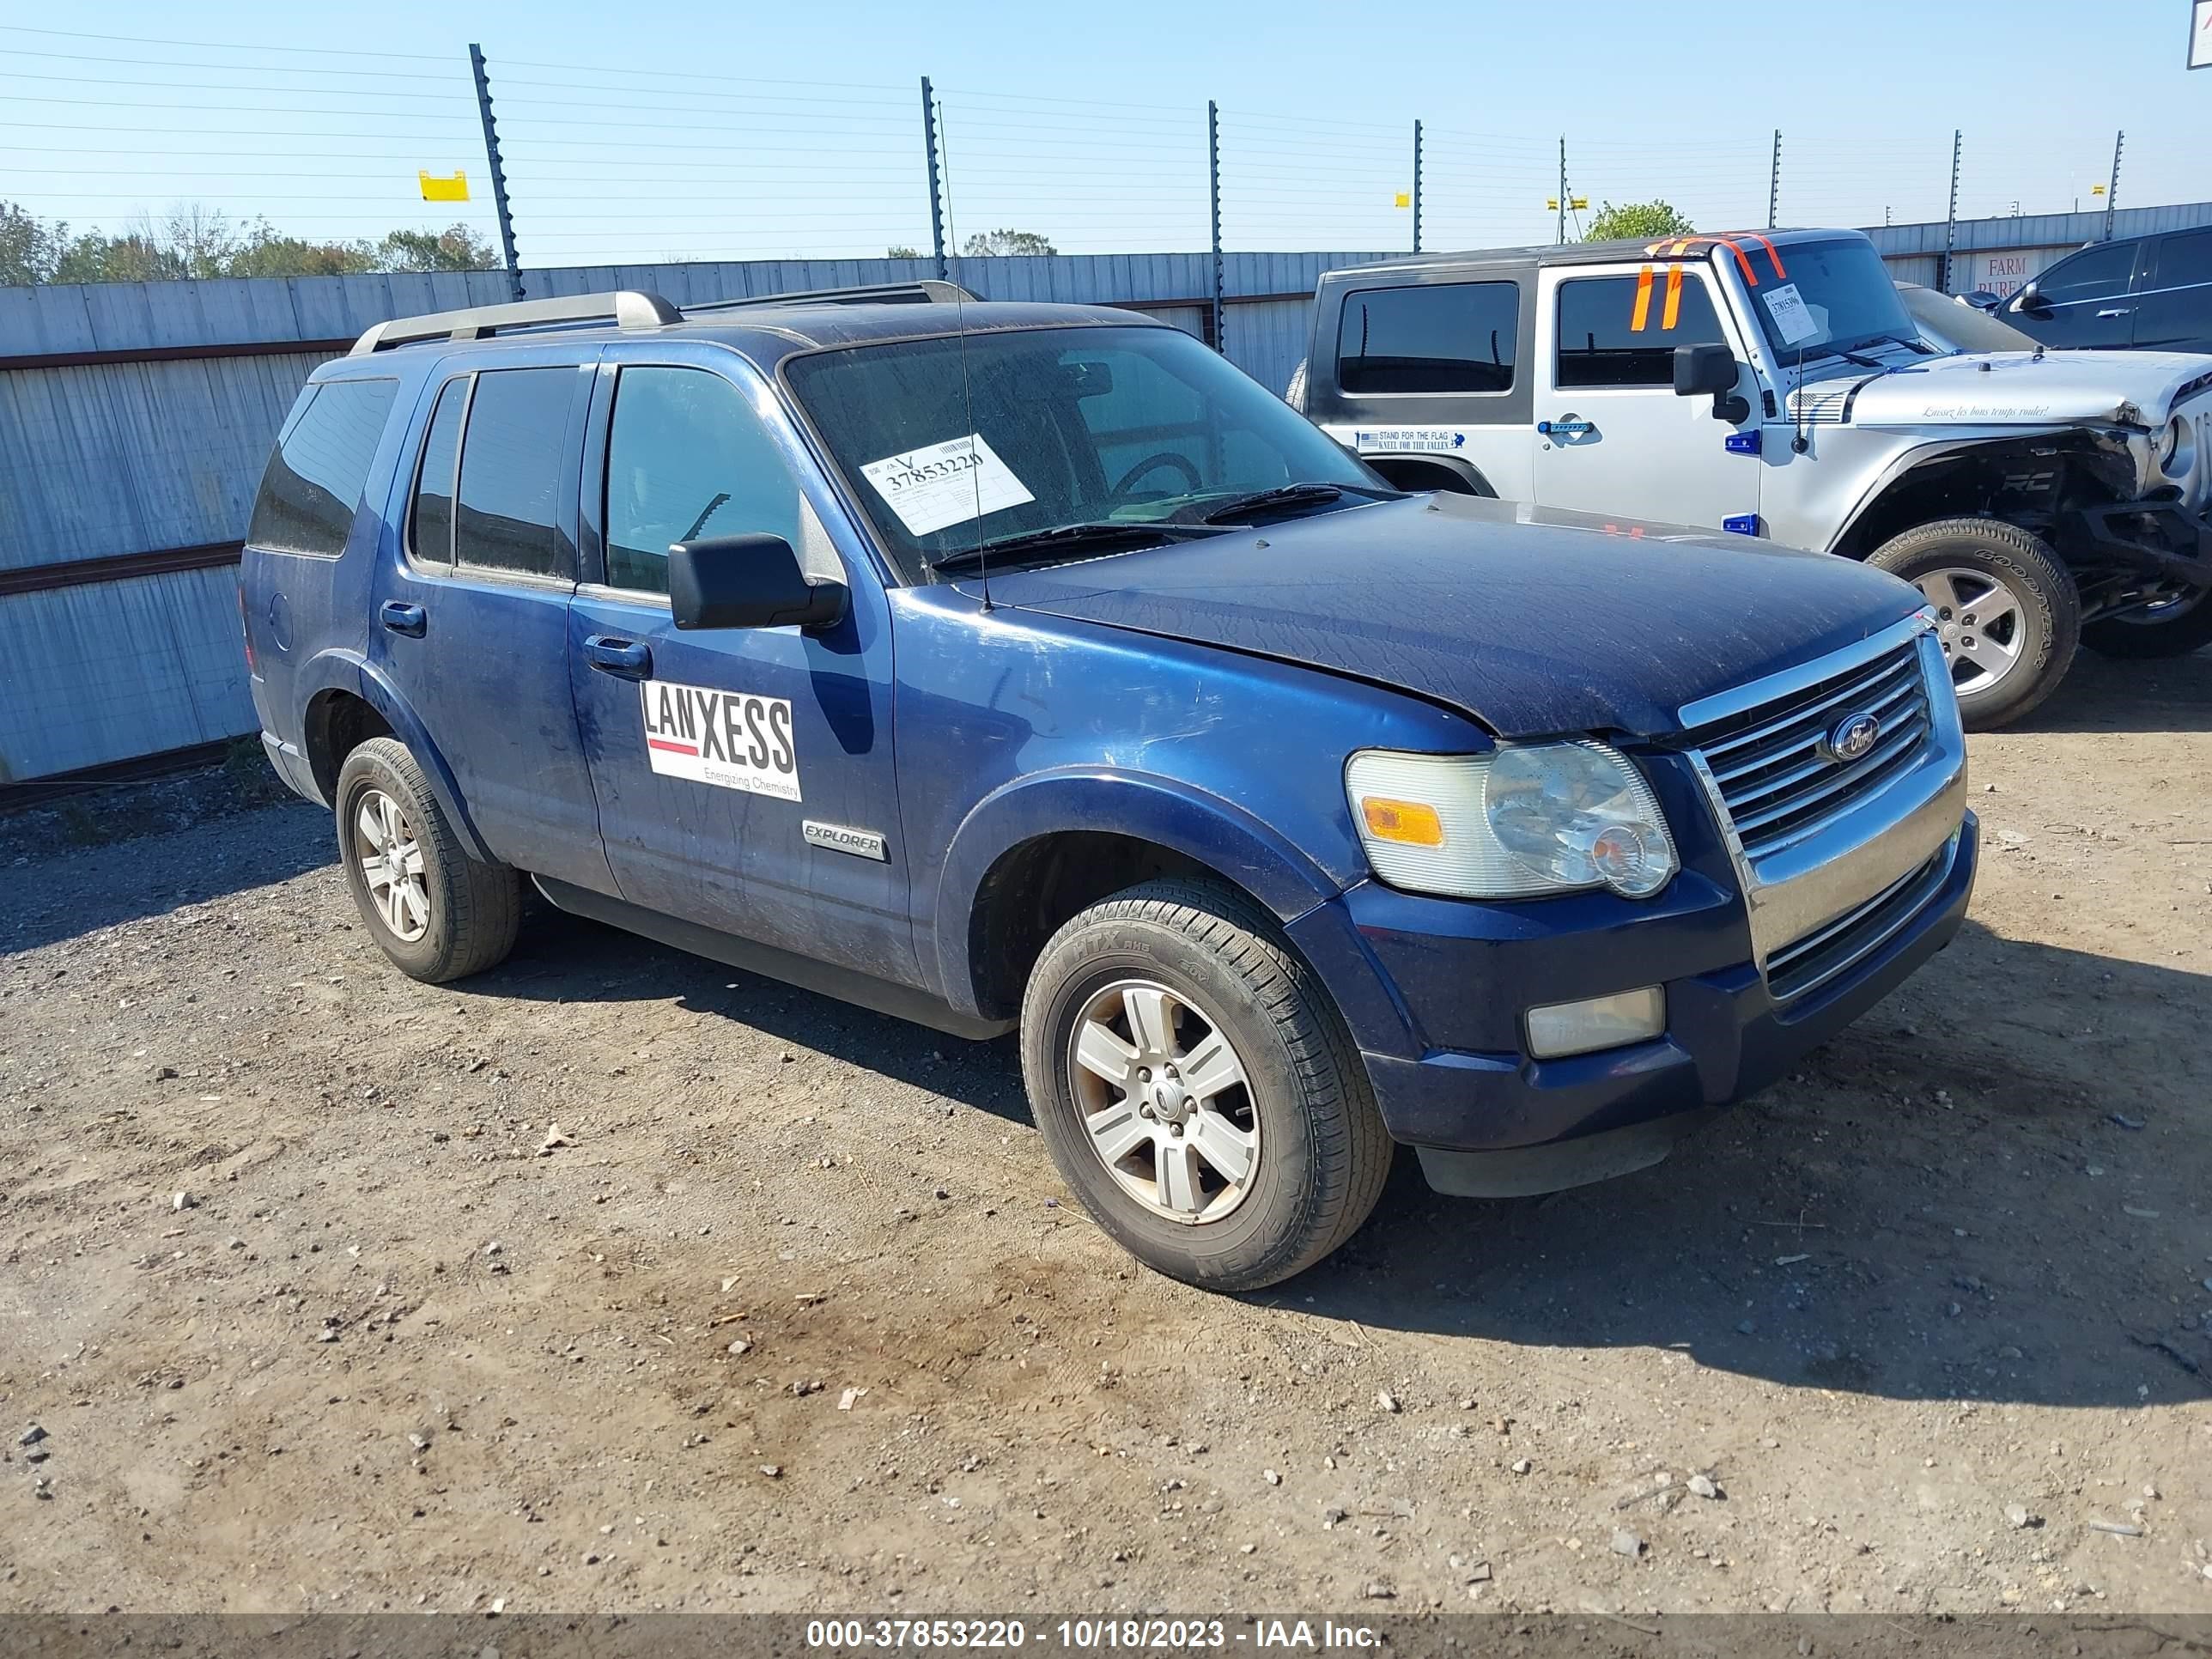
[
  {"left": 1767, "top": 130, "right": 1782, "bottom": 229},
  {"left": 1206, "top": 100, "right": 1224, "bottom": 356},
  {"left": 467, "top": 44, "right": 523, "bottom": 302},
  {"left": 1411, "top": 118, "right": 1423, "bottom": 255},
  {"left": 1941, "top": 129, "right": 1961, "bottom": 295},
  {"left": 920, "top": 76, "right": 948, "bottom": 281},
  {"left": 2103, "top": 129, "right": 2124, "bottom": 240},
  {"left": 1556, "top": 137, "right": 1567, "bottom": 244}
]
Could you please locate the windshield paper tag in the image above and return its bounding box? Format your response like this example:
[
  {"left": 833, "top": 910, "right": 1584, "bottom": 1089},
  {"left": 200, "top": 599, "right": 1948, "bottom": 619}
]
[
  {"left": 1762, "top": 282, "right": 1820, "bottom": 346},
  {"left": 860, "top": 434, "right": 1035, "bottom": 537}
]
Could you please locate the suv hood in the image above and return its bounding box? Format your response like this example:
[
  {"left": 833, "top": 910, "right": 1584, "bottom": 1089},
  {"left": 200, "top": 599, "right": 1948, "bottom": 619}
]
[
  {"left": 1808, "top": 348, "right": 2212, "bottom": 429},
  {"left": 983, "top": 494, "right": 1924, "bottom": 739}
]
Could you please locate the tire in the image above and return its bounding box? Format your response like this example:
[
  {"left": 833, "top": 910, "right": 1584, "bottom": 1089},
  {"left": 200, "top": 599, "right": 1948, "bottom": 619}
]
[
  {"left": 334, "top": 736, "right": 521, "bottom": 983},
  {"left": 1019, "top": 877, "right": 1391, "bottom": 1291},
  {"left": 2081, "top": 586, "right": 2212, "bottom": 659},
  {"left": 1866, "top": 517, "right": 2080, "bottom": 730}
]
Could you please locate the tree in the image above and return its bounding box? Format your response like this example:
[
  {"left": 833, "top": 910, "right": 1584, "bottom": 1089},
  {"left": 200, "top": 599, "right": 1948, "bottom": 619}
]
[
  {"left": 1583, "top": 200, "right": 1695, "bottom": 242},
  {"left": 959, "top": 228, "right": 1056, "bottom": 258},
  {"left": 884, "top": 243, "right": 922, "bottom": 260},
  {"left": 377, "top": 224, "right": 500, "bottom": 272},
  {"left": 0, "top": 198, "right": 497, "bottom": 285},
  {"left": 2, "top": 200, "right": 66, "bottom": 286}
]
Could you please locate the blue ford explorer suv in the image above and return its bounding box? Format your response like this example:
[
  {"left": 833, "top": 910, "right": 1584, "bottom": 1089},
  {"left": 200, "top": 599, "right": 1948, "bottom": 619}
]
[{"left": 241, "top": 282, "right": 1976, "bottom": 1291}]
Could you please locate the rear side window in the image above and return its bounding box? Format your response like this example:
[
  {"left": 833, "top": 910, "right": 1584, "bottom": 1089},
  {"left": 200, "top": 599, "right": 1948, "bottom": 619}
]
[
  {"left": 1555, "top": 273, "right": 1724, "bottom": 388},
  {"left": 2036, "top": 240, "right": 2133, "bottom": 302},
  {"left": 455, "top": 367, "right": 575, "bottom": 580},
  {"left": 1337, "top": 282, "right": 1519, "bottom": 394},
  {"left": 2152, "top": 228, "right": 2212, "bottom": 285},
  {"left": 246, "top": 378, "right": 398, "bottom": 556},
  {"left": 409, "top": 377, "right": 468, "bottom": 565},
  {"left": 604, "top": 366, "right": 804, "bottom": 594}
]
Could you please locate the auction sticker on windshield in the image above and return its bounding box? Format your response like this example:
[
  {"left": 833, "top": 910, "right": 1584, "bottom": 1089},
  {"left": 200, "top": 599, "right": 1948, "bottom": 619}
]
[
  {"left": 860, "top": 434, "right": 1036, "bottom": 537},
  {"left": 1762, "top": 283, "right": 1820, "bottom": 346}
]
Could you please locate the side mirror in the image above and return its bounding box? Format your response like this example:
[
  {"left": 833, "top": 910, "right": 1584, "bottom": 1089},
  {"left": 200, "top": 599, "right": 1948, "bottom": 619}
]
[
  {"left": 1672, "top": 342, "right": 1740, "bottom": 399},
  {"left": 2014, "top": 280, "right": 2049, "bottom": 316},
  {"left": 668, "top": 533, "right": 846, "bottom": 632}
]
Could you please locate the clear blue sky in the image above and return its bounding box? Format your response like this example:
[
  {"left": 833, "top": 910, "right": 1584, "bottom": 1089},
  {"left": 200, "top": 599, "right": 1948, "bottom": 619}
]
[{"left": 3, "top": 0, "right": 2204, "bottom": 266}]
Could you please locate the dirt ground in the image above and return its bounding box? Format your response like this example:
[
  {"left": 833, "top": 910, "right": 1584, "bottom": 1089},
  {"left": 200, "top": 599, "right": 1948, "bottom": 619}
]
[{"left": 3, "top": 650, "right": 2210, "bottom": 1620}]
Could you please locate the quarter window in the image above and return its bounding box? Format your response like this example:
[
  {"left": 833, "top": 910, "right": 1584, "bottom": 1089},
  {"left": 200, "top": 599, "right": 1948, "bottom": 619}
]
[
  {"left": 1337, "top": 282, "right": 1519, "bottom": 394},
  {"left": 454, "top": 367, "right": 575, "bottom": 580},
  {"left": 245, "top": 377, "right": 398, "bottom": 557},
  {"left": 409, "top": 377, "right": 467, "bottom": 565},
  {"left": 1555, "top": 273, "right": 1724, "bottom": 388},
  {"left": 603, "top": 367, "right": 805, "bottom": 595}
]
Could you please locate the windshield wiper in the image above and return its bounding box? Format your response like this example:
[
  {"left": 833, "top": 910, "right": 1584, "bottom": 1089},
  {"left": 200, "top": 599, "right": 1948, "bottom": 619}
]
[
  {"left": 1192, "top": 481, "right": 1404, "bottom": 524},
  {"left": 927, "top": 520, "right": 1222, "bottom": 574}
]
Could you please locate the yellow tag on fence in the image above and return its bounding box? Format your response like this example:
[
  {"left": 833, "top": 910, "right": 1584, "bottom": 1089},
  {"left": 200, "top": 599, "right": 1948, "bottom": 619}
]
[{"left": 418, "top": 170, "right": 471, "bottom": 203}]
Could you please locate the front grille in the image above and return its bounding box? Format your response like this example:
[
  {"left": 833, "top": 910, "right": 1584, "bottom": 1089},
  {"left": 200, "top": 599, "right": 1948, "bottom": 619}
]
[
  {"left": 1686, "top": 639, "right": 1934, "bottom": 863},
  {"left": 1765, "top": 844, "right": 1951, "bottom": 1003}
]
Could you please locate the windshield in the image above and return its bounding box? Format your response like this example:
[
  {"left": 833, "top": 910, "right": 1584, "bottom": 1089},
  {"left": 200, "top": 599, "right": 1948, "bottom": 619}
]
[
  {"left": 783, "top": 325, "right": 1380, "bottom": 580},
  {"left": 1745, "top": 238, "right": 1919, "bottom": 363}
]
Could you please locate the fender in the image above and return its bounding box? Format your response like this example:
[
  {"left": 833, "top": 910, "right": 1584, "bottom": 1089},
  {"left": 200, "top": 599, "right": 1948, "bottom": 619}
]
[
  {"left": 295, "top": 647, "right": 495, "bottom": 864},
  {"left": 1824, "top": 433, "right": 2073, "bottom": 556},
  {"left": 929, "top": 766, "right": 1348, "bottom": 1018},
  {"left": 1358, "top": 451, "right": 1498, "bottom": 497}
]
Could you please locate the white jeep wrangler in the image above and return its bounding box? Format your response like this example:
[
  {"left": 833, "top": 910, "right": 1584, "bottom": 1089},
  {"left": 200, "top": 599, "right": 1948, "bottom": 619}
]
[{"left": 1291, "top": 228, "right": 2212, "bottom": 727}]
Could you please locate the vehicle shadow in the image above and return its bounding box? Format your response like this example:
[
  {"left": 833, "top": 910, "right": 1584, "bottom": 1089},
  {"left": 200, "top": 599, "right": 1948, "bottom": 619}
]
[
  {"left": 2008, "top": 645, "right": 2212, "bottom": 734},
  {"left": 1296, "top": 915, "right": 2212, "bottom": 1409},
  {"left": 1, "top": 799, "right": 335, "bottom": 957}
]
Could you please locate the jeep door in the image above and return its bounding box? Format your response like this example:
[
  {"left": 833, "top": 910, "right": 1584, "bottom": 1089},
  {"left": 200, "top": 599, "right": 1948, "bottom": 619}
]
[
  {"left": 567, "top": 345, "right": 915, "bottom": 983},
  {"left": 1530, "top": 261, "right": 1761, "bottom": 531},
  {"left": 375, "top": 359, "right": 614, "bottom": 892}
]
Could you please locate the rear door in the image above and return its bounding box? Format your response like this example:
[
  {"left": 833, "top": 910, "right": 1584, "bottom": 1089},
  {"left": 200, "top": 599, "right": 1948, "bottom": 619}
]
[
  {"left": 374, "top": 358, "right": 612, "bottom": 891},
  {"left": 2130, "top": 228, "right": 2212, "bottom": 352},
  {"left": 567, "top": 344, "right": 915, "bottom": 982},
  {"left": 2006, "top": 239, "right": 2142, "bottom": 349},
  {"left": 1530, "top": 261, "right": 1761, "bottom": 530}
]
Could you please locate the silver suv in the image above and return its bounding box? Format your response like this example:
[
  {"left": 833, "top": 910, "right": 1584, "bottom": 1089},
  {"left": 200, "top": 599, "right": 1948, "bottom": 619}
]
[{"left": 1292, "top": 228, "right": 2212, "bottom": 727}]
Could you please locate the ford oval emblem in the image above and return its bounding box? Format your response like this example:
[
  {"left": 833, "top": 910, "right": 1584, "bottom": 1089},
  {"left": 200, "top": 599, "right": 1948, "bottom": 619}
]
[{"left": 1822, "top": 712, "right": 1881, "bottom": 763}]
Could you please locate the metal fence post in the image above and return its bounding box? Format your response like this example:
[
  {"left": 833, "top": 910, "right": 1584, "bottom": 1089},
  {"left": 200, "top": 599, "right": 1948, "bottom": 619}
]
[
  {"left": 1207, "top": 100, "right": 1224, "bottom": 356},
  {"left": 1412, "top": 119, "right": 1423, "bottom": 255},
  {"left": 1941, "top": 129, "right": 1961, "bottom": 295},
  {"left": 2103, "top": 129, "right": 2124, "bottom": 240},
  {"left": 1767, "top": 130, "right": 1781, "bottom": 229},
  {"left": 467, "top": 44, "right": 523, "bottom": 302},
  {"left": 921, "top": 76, "right": 948, "bottom": 281},
  {"left": 1556, "top": 137, "right": 1567, "bottom": 244}
]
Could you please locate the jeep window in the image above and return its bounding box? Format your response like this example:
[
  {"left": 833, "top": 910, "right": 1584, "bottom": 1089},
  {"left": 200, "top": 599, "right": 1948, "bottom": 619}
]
[
  {"left": 1337, "top": 281, "right": 1519, "bottom": 394},
  {"left": 2033, "top": 241, "right": 2134, "bottom": 304},
  {"left": 784, "top": 325, "right": 1377, "bottom": 580},
  {"left": 454, "top": 368, "right": 574, "bottom": 580},
  {"left": 1741, "top": 237, "right": 1917, "bottom": 362},
  {"left": 408, "top": 376, "right": 467, "bottom": 566},
  {"left": 604, "top": 366, "right": 804, "bottom": 594},
  {"left": 246, "top": 377, "right": 398, "bottom": 557},
  {"left": 1555, "top": 274, "right": 1723, "bottom": 388}
]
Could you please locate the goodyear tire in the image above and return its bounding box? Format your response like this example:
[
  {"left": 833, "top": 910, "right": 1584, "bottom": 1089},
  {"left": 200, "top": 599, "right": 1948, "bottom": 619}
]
[
  {"left": 2081, "top": 586, "right": 2212, "bottom": 659},
  {"left": 1020, "top": 878, "right": 1391, "bottom": 1291},
  {"left": 335, "top": 736, "right": 521, "bottom": 983},
  {"left": 1867, "top": 517, "right": 2079, "bottom": 730}
]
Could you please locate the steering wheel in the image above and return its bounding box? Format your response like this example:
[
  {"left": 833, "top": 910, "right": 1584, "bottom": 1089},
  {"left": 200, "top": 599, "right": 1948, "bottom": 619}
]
[{"left": 1109, "top": 451, "right": 1204, "bottom": 499}]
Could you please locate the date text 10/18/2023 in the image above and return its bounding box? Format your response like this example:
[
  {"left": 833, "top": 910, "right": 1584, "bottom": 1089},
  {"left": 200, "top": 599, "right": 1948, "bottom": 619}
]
[{"left": 804, "top": 1620, "right": 1385, "bottom": 1650}]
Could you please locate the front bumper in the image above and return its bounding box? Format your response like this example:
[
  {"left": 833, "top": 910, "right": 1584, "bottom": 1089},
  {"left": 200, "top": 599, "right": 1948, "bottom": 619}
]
[{"left": 2055, "top": 496, "right": 2212, "bottom": 584}]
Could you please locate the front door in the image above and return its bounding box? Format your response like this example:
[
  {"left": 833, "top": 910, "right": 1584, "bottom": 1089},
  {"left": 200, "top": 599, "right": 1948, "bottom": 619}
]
[
  {"left": 567, "top": 346, "right": 916, "bottom": 984},
  {"left": 1530, "top": 262, "right": 1761, "bottom": 532},
  {"left": 374, "top": 359, "right": 612, "bottom": 891},
  {"left": 2006, "top": 239, "right": 2143, "bottom": 350}
]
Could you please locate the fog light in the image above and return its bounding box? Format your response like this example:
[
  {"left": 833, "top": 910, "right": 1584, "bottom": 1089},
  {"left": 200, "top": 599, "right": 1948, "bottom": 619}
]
[{"left": 1525, "top": 987, "right": 1666, "bottom": 1060}]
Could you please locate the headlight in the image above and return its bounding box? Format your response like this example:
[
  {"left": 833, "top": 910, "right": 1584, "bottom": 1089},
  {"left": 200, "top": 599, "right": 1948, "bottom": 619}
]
[
  {"left": 1346, "top": 741, "right": 1677, "bottom": 900},
  {"left": 2159, "top": 413, "right": 2196, "bottom": 481}
]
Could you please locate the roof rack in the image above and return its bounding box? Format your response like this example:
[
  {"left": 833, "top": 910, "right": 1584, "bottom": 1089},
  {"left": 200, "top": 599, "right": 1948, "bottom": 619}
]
[
  {"left": 349, "top": 289, "right": 683, "bottom": 356},
  {"left": 685, "top": 279, "right": 978, "bottom": 314}
]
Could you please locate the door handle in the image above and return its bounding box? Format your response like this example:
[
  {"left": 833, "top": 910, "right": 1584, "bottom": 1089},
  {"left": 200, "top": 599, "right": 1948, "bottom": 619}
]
[
  {"left": 380, "top": 600, "right": 426, "bottom": 637},
  {"left": 584, "top": 635, "right": 652, "bottom": 678},
  {"left": 2095, "top": 307, "right": 2132, "bottom": 318}
]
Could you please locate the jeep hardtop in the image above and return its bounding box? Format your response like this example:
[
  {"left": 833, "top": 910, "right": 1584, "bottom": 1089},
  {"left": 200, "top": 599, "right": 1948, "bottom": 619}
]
[
  {"left": 1296, "top": 229, "right": 2212, "bottom": 727},
  {"left": 243, "top": 282, "right": 1973, "bottom": 1290}
]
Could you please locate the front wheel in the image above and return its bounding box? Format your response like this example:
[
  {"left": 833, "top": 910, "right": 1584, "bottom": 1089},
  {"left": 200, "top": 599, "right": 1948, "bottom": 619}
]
[
  {"left": 1866, "top": 518, "right": 2080, "bottom": 730},
  {"left": 2081, "top": 586, "right": 2212, "bottom": 659},
  {"left": 1020, "top": 878, "right": 1391, "bottom": 1291}
]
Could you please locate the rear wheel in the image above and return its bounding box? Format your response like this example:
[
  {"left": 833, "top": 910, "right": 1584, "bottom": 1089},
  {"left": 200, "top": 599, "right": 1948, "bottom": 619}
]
[
  {"left": 1020, "top": 878, "right": 1390, "bottom": 1291},
  {"left": 2081, "top": 586, "right": 2212, "bottom": 659},
  {"left": 1866, "top": 517, "right": 2079, "bottom": 730}
]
